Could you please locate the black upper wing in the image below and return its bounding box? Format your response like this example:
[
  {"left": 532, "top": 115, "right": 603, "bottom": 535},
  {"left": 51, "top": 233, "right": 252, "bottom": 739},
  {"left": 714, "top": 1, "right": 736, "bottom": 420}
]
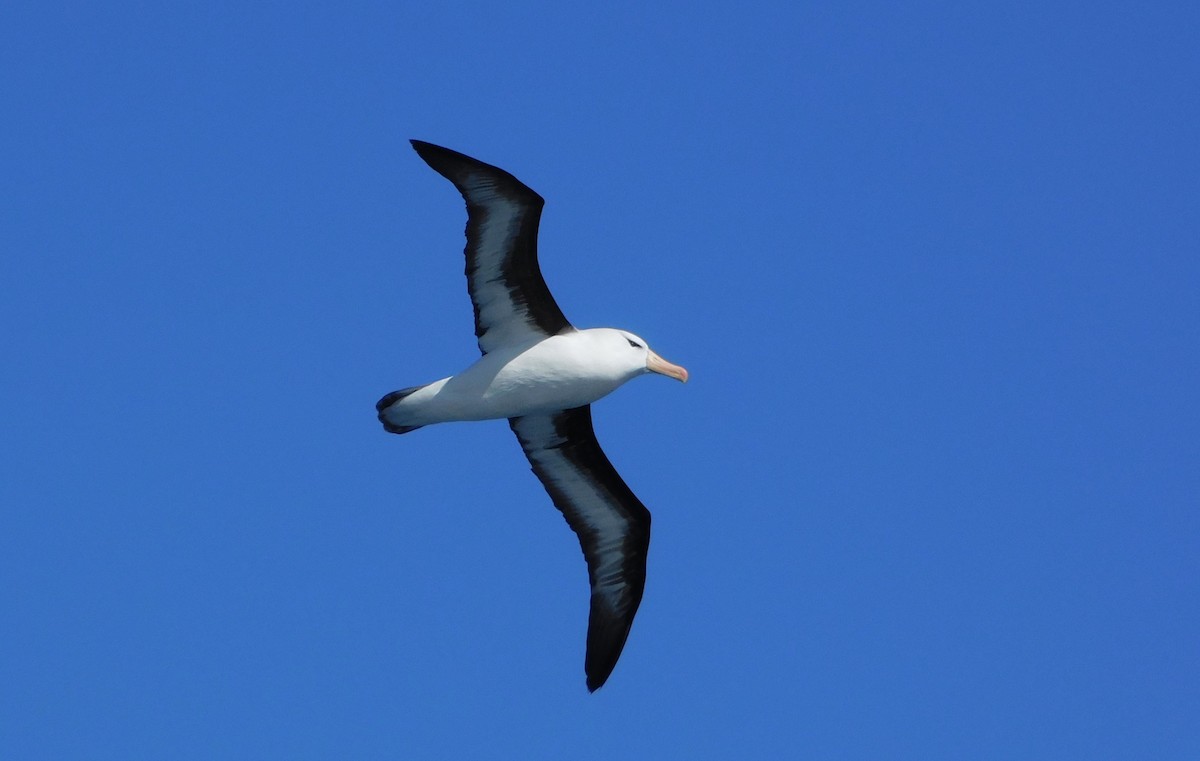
[
  {"left": 411, "top": 140, "right": 572, "bottom": 354},
  {"left": 508, "top": 406, "right": 652, "bottom": 691}
]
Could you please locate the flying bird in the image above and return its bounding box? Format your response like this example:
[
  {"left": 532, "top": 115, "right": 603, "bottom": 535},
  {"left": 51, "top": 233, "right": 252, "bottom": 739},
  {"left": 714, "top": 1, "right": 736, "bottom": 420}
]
[{"left": 377, "top": 140, "right": 688, "bottom": 691}]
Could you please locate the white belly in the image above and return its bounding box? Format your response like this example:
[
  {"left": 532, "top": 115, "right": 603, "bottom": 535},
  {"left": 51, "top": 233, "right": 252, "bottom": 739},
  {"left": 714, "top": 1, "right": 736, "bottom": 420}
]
[{"left": 391, "top": 334, "right": 639, "bottom": 425}]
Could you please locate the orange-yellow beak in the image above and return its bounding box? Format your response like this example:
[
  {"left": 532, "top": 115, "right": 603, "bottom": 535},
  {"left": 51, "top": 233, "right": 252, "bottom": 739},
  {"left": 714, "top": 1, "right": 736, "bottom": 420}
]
[{"left": 646, "top": 350, "right": 689, "bottom": 383}]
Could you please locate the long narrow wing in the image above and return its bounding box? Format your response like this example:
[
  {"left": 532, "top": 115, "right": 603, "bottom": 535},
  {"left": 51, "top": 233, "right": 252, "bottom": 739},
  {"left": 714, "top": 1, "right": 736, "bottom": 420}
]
[
  {"left": 508, "top": 407, "right": 652, "bottom": 692},
  {"left": 411, "top": 140, "right": 572, "bottom": 354}
]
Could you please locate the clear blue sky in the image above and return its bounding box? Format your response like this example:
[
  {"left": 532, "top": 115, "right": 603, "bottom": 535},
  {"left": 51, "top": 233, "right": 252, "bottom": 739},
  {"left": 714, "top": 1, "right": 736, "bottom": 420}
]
[{"left": 3, "top": 2, "right": 1197, "bottom": 758}]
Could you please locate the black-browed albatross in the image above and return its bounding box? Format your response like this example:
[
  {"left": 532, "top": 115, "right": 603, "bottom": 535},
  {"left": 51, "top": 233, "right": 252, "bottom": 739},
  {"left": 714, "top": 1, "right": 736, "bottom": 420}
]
[{"left": 377, "top": 141, "right": 688, "bottom": 692}]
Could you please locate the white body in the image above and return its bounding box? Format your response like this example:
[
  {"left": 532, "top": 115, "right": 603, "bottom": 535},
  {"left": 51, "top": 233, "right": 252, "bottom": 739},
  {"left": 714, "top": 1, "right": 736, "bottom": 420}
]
[{"left": 382, "top": 329, "right": 651, "bottom": 428}]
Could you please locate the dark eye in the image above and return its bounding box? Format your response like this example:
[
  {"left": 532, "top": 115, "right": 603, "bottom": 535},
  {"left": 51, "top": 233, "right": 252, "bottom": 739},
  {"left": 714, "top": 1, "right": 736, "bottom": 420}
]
[{"left": 626, "top": 338, "right": 643, "bottom": 349}]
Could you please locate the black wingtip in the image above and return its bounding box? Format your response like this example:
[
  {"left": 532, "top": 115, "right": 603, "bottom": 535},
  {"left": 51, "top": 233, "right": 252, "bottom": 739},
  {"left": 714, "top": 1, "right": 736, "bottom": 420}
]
[
  {"left": 583, "top": 615, "right": 637, "bottom": 693},
  {"left": 411, "top": 140, "right": 475, "bottom": 184},
  {"left": 409, "top": 139, "right": 475, "bottom": 169},
  {"left": 583, "top": 655, "right": 617, "bottom": 693},
  {"left": 586, "top": 668, "right": 611, "bottom": 692},
  {"left": 408, "top": 139, "right": 543, "bottom": 204},
  {"left": 409, "top": 138, "right": 438, "bottom": 155}
]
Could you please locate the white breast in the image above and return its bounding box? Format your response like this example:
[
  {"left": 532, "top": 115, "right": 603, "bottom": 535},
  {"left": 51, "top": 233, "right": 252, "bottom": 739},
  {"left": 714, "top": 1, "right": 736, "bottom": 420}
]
[{"left": 394, "top": 331, "right": 645, "bottom": 425}]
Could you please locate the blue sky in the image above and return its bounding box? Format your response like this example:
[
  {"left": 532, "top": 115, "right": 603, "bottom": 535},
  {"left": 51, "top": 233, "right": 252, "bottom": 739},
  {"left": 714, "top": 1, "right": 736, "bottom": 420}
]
[{"left": 2, "top": 2, "right": 1197, "bottom": 758}]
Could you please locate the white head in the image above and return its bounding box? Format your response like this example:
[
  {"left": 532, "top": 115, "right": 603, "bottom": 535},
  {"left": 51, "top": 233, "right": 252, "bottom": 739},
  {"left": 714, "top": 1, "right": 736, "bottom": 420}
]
[{"left": 595, "top": 328, "right": 689, "bottom": 384}]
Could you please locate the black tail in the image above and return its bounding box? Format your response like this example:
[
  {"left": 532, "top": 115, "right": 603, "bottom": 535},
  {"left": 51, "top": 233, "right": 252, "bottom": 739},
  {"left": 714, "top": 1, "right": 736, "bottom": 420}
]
[{"left": 376, "top": 385, "right": 427, "bottom": 434}]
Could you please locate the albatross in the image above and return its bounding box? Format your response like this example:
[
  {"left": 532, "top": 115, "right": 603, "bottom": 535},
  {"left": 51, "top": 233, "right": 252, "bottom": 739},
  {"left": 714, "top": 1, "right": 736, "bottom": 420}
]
[{"left": 377, "top": 140, "right": 688, "bottom": 691}]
